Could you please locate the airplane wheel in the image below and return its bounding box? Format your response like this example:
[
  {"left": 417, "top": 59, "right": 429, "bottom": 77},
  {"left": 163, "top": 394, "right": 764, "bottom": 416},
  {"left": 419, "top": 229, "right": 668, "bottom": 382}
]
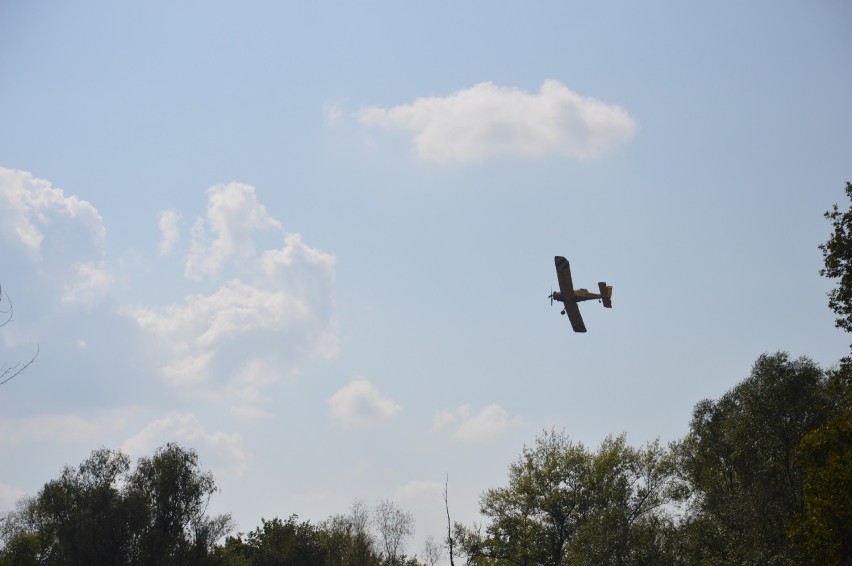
[{"left": 561, "top": 310, "right": 566, "bottom": 315}]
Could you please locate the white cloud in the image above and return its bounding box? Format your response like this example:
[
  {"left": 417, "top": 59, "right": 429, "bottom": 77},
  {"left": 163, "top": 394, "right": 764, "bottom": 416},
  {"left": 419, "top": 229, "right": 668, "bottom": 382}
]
[
  {"left": 0, "top": 167, "right": 105, "bottom": 258},
  {"left": 62, "top": 260, "right": 114, "bottom": 305},
  {"left": 328, "top": 379, "right": 401, "bottom": 429},
  {"left": 224, "top": 359, "right": 281, "bottom": 419},
  {"left": 184, "top": 183, "right": 281, "bottom": 280},
  {"left": 256, "top": 232, "right": 336, "bottom": 280},
  {"left": 359, "top": 80, "right": 637, "bottom": 163},
  {"left": 0, "top": 167, "right": 112, "bottom": 304},
  {"left": 158, "top": 209, "right": 182, "bottom": 255},
  {"left": 123, "top": 184, "right": 338, "bottom": 395},
  {"left": 124, "top": 280, "right": 311, "bottom": 386},
  {"left": 236, "top": 358, "right": 281, "bottom": 386},
  {"left": 122, "top": 412, "right": 249, "bottom": 478},
  {"left": 161, "top": 351, "right": 215, "bottom": 386},
  {"left": 434, "top": 403, "right": 521, "bottom": 441}
]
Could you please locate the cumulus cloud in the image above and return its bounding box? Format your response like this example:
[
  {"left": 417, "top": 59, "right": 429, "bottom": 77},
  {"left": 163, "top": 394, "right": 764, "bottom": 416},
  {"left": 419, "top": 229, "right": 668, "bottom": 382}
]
[
  {"left": 328, "top": 379, "right": 401, "bottom": 428},
  {"left": 122, "top": 411, "right": 249, "bottom": 478},
  {"left": 434, "top": 403, "right": 521, "bottom": 441},
  {"left": 0, "top": 167, "right": 112, "bottom": 303},
  {"left": 158, "top": 209, "right": 182, "bottom": 255},
  {"left": 359, "top": 80, "right": 637, "bottom": 163},
  {"left": 0, "top": 167, "right": 105, "bottom": 258},
  {"left": 124, "top": 280, "right": 311, "bottom": 386},
  {"left": 184, "top": 183, "right": 281, "bottom": 280},
  {"left": 124, "top": 183, "right": 338, "bottom": 395}
]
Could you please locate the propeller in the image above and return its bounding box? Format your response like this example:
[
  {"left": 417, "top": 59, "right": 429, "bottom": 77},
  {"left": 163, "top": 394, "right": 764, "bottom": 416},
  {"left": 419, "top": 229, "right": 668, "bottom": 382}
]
[{"left": 549, "top": 288, "right": 554, "bottom": 306}]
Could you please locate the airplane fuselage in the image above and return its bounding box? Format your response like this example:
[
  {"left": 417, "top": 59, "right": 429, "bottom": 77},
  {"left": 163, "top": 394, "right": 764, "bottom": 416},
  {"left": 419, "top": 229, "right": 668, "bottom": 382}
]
[{"left": 551, "top": 289, "right": 605, "bottom": 304}]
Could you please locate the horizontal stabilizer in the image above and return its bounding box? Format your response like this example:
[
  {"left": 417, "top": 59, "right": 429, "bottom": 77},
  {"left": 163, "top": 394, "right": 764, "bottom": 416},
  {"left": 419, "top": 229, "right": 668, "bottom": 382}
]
[{"left": 598, "top": 282, "right": 613, "bottom": 308}]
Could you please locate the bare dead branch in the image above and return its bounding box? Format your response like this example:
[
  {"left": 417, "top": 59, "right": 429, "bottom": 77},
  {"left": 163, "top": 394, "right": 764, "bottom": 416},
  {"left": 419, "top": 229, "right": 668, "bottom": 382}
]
[
  {"left": 444, "top": 473, "right": 456, "bottom": 566},
  {"left": 0, "top": 285, "right": 39, "bottom": 385}
]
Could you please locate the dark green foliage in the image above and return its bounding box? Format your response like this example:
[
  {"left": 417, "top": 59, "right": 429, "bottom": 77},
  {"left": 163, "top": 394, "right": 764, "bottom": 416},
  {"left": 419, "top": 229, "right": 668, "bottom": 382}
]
[
  {"left": 820, "top": 182, "right": 852, "bottom": 334},
  {"left": 676, "top": 352, "right": 831, "bottom": 564},
  {"left": 128, "top": 443, "right": 228, "bottom": 565},
  {"left": 789, "top": 362, "right": 852, "bottom": 565},
  {"left": 0, "top": 443, "right": 231, "bottom": 565},
  {"left": 791, "top": 412, "right": 852, "bottom": 565},
  {"left": 214, "top": 512, "right": 387, "bottom": 566},
  {"left": 319, "top": 513, "right": 379, "bottom": 566},
  {"left": 216, "top": 515, "right": 325, "bottom": 565}
]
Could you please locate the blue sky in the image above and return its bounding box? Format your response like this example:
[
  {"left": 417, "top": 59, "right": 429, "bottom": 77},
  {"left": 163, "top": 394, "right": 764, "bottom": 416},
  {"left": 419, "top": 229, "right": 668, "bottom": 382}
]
[{"left": 2, "top": 0, "right": 851, "bottom": 560}]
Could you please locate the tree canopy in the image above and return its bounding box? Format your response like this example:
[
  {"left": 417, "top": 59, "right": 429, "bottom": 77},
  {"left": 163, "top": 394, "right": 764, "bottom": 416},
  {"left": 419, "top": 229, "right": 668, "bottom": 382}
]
[{"left": 0, "top": 443, "right": 231, "bottom": 566}]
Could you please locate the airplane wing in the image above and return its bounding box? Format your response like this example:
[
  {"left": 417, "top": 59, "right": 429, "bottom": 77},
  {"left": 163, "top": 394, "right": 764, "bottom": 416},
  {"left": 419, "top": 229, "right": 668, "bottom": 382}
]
[
  {"left": 563, "top": 298, "right": 587, "bottom": 333},
  {"left": 554, "top": 256, "right": 587, "bottom": 333}
]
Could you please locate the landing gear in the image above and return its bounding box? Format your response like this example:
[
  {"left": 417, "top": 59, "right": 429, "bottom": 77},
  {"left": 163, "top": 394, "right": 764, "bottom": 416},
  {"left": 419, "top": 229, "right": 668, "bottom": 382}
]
[{"left": 561, "top": 310, "right": 566, "bottom": 315}]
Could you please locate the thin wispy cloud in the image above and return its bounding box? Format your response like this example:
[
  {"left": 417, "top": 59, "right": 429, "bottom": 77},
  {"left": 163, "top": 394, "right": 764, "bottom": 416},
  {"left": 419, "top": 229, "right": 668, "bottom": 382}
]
[
  {"left": 157, "top": 209, "right": 182, "bottom": 255},
  {"left": 62, "top": 260, "right": 113, "bottom": 306},
  {"left": 359, "top": 80, "right": 637, "bottom": 163},
  {"left": 122, "top": 411, "right": 249, "bottom": 478},
  {"left": 434, "top": 403, "right": 522, "bottom": 441},
  {"left": 393, "top": 480, "right": 444, "bottom": 503},
  {"left": 328, "top": 379, "right": 401, "bottom": 428},
  {"left": 324, "top": 102, "right": 343, "bottom": 127},
  {"left": 0, "top": 410, "right": 136, "bottom": 447}
]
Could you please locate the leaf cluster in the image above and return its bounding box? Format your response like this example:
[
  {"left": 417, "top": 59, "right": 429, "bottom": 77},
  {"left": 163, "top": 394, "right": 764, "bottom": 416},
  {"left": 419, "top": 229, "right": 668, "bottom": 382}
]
[{"left": 820, "top": 182, "right": 852, "bottom": 334}]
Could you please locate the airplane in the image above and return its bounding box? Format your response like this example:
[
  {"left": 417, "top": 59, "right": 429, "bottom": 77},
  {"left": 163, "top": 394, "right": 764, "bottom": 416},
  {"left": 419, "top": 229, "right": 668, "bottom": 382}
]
[{"left": 549, "top": 256, "right": 612, "bottom": 333}]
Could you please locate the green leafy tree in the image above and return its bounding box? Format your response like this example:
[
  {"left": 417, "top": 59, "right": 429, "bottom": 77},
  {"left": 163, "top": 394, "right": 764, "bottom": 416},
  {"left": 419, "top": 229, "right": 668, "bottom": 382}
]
[
  {"left": 788, "top": 187, "right": 852, "bottom": 565},
  {"left": 214, "top": 502, "right": 388, "bottom": 566},
  {"left": 676, "top": 352, "right": 831, "bottom": 564},
  {"left": 474, "top": 429, "right": 676, "bottom": 566},
  {"left": 819, "top": 182, "right": 852, "bottom": 334},
  {"left": 0, "top": 444, "right": 231, "bottom": 565},
  {"left": 563, "top": 435, "right": 677, "bottom": 566},
  {"left": 127, "top": 442, "right": 230, "bottom": 565},
  {"left": 0, "top": 448, "right": 136, "bottom": 564},
  {"left": 319, "top": 500, "right": 382, "bottom": 566},
  {"left": 451, "top": 522, "right": 486, "bottom": 566},
  {"left": 321, "top": 515, "right": 381, "bottom": 566},
  {"left": 790, "top": 406, "right": 852, "bottom": 565},
  {"left": 215, "top": 515, "right": 325, "bottom": 565}
]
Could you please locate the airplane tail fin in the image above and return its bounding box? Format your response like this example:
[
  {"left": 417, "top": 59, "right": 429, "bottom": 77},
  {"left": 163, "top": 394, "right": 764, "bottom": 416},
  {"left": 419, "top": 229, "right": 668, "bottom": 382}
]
[{"left": 598, "top": 282, "right": 613, "bottom": 308}]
